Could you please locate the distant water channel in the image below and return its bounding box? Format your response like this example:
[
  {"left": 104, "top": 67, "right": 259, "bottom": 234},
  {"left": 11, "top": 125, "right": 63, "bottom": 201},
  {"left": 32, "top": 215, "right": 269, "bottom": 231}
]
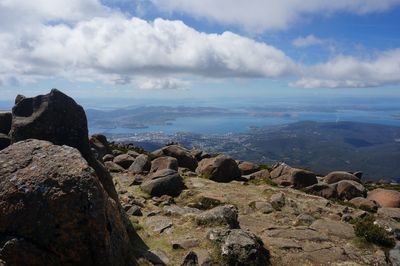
[{"left": 89, "top": 109, "right": 400, "bottom": 135}]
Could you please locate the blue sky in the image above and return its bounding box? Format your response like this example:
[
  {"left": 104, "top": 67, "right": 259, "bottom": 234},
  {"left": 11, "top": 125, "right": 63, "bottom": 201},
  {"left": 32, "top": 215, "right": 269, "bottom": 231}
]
[{"left": 0, "top": 0, "right": 400, "bottom": 102}]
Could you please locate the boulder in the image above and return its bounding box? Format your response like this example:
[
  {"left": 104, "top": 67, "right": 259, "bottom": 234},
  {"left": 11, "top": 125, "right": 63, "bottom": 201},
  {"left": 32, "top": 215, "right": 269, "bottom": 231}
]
[
  {"left": 238, "top": 161, "right": 260, "bottom": 175},
  {"left": 196, "top": 205, "right": 239, "bottom": 229},
  {"left": 129, "top": 154, "right": 151, "bottom": 174},
  {"left": 270, "top": 163, "right": 317, "bottom": 188},
  {"left": 323, "top": 171, "right": 361, "bottom": 184},
  {"left": 8, "top": 89, "right": 118, "bottom": 200},
  {"left": 103, "top": 154, "right": 115, "bottom": 162},
  {"left": 141, "top": 169, "right": 185, "bottom": 197},
  {"left": 367, "top": 189, "right": 400, "bottom": 208},
  {"left": 349, "top": 197, "right": 380, "bottom": 211},
  {"left": 334, "top": 180, "right": 367, "bottom": 200},
  {"left": 0, "top": 133, "right": 11, "bottom": 151},
  {"left": 127, "top": 150, "right": 140, "bottom": 158},
  {"left": 251, "top": 201, "right": 274, "bottom": 214},
  {"left": 10, "top": 89, "right": 91, "bottom": 159},
  {"left": 181, "top": 251, "right": 198, "bottom": 266},
  {"left": 249, "top": 169, "right": 271, "bottom": 180},
  {"left": 150, "top": 156, "right": 178, "bottom": 172},
  {"left": 153, "top": 145, "right": 198, "bottom": 171},
  {"left": 196, "top": 155, "right": 241, "bottom": 182},
  {"left": 270, "top": 192, "right": 286, "bottom": 210},
  {"left": 207, "top": 229, "right": 269, "bottom": 265},
  {"left": 0, "top": 112, "right": 12, "bottom": 134},
  {"left": 113, "top": 154, "right": 135, "bottom": 169},
  {"left": 304, "top": 183, "right": 338, "bottom": 199},
  {"left": 0, "top": 140, "right": 135, "bottom": 265},
  {"left": 90, "top": 134, "right": 112, "bottom": 160},
  {"left": 105, "top": 161, "right": 126, "bottom": 173},
  {"left": 191, "top": 148, "right": 211, "bottom": 161}
]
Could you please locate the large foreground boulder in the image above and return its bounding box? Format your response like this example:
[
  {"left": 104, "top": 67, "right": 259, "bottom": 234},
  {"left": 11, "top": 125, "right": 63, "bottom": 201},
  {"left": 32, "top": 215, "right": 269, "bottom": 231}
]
[
  {"left": 0, "top": 112, "right": 12, "bottom": 134},
  {"left": 8, "top": 89, "right": 118, "bottom": 200},
  {"left": 152, "top": 145, "right": 198, "bottom": 171},
  {"left": 367, "top": 189, "right": 400, "bottom": 208},
  {"left": 0, "top": 140, "right": 135, "bottom": 265},
  {"left": 270, "top": 163, "right": 317, "bottom": 188},
  {"left": 196, "top": 155, "right": 241, "bottom": 182}
]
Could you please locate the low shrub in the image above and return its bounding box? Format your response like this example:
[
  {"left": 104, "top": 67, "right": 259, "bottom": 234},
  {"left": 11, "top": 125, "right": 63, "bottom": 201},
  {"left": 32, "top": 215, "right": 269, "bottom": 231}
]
[{"left": 353, "top": 215, "right": 395, "bottom": 248}]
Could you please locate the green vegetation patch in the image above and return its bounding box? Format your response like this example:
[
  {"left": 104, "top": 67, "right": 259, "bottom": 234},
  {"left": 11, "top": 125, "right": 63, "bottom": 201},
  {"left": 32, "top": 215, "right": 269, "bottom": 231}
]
[{"left": 353, "top": 215, "right": 395, "bottom": 248}]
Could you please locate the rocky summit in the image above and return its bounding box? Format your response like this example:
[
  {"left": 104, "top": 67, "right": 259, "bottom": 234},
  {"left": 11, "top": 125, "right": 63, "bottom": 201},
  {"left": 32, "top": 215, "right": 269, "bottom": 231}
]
[{"left": 1, "top": 90, "right": 400, "bottom": 265}]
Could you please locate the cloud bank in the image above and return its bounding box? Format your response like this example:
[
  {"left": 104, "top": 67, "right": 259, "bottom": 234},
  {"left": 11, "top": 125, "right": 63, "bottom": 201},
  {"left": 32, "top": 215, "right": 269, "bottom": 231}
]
[
  {"left": 0, "top": 0, "right": 399, "bottom": 89},
  {"left": 150, "top": 0, "right": 400, "bottom": 32}
]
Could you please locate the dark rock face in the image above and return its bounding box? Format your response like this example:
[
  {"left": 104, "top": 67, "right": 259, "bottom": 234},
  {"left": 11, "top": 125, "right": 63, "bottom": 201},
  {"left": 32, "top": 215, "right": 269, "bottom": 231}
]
[
  {"left": 0, "top": 134, "right": 10, "bottom": 151},
  {"left": 90, "top": 134, "right": 112, "bottom": 160},
  {"left": 207, "top": 229, "right": 269, "bottom": 266},
  {"left": 0, "top": 112, "right": 12, "bottom": 134},
  {"left": 324, "top": 171, "right": 361, "bottom": 184},
  {"left": 141, "top": 169, "right": 185, "bottom": 197},
  {"left": 129, "top": 154, "right": 151, "bottom": 174},
  {"left": 10, "top": 89, "right": 90, "bottom": 157},
  {"left": 0, "top": 140, "right": 135, "bottom": 265},
  {"left": 196, "top": 155, "right": 241, "bottom": 182},
  {"left": 8, "top": 89, "right": 118, "bottom": 200},
  {"left": 270, "top": 164, "right": 317, "bottom": 188},
  {"left": 153, "top": 145, "right": 198, "bottom": 171},
  {"left": 150, "top": 156, "right": 178, "bottom": 172}
]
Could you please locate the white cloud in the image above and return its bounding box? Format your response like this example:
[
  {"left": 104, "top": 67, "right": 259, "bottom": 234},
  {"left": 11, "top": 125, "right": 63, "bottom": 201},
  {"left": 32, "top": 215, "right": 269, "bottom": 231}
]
[
  {"left": 290, "top": 49, "right": 400, "bottom": 88},
  {"left": 0, "top": 0, "right": 110, "bottom": 30},
  {"left": 0, "top": 0, "right": 400, "bottom": 90},
  {"left": 135, "top": 77, "right": 190, "bottom": 90},
  {"left": 292, "top": 35, "right": 324, "bottom": 48},
  {"left": 0, "top": 15, "right": 296, "bottom": 86},
  {"left": 150, "top": 0, "right": 400, "bottom": 31}
]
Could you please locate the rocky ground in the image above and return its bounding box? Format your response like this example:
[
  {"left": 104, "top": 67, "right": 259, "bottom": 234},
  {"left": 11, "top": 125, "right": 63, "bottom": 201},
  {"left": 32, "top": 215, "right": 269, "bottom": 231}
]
[{"left": 1, "top": 89, "right": 400, "bottom": 265}]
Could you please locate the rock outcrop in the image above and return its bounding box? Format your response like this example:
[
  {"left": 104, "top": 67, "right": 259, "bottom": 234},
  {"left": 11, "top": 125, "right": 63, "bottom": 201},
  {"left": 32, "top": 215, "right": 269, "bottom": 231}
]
[
  {"left": 8, "top": 89, "right": 118, "bottom": 200},
  {"left": 0, "top": 140, "right": 135, "bottom": 265}
]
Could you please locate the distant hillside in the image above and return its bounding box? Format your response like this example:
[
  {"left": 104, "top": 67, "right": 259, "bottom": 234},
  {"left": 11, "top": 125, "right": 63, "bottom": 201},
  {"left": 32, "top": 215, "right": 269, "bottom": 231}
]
[{"left": 110, "top": 121, "right": 400, "bottom": 181}]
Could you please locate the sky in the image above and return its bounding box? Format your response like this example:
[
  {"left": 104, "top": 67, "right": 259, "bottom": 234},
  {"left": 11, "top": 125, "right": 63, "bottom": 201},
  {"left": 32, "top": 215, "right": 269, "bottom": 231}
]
[{"left": 0, "top": 0, "right": 400, "bottom": 102}]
